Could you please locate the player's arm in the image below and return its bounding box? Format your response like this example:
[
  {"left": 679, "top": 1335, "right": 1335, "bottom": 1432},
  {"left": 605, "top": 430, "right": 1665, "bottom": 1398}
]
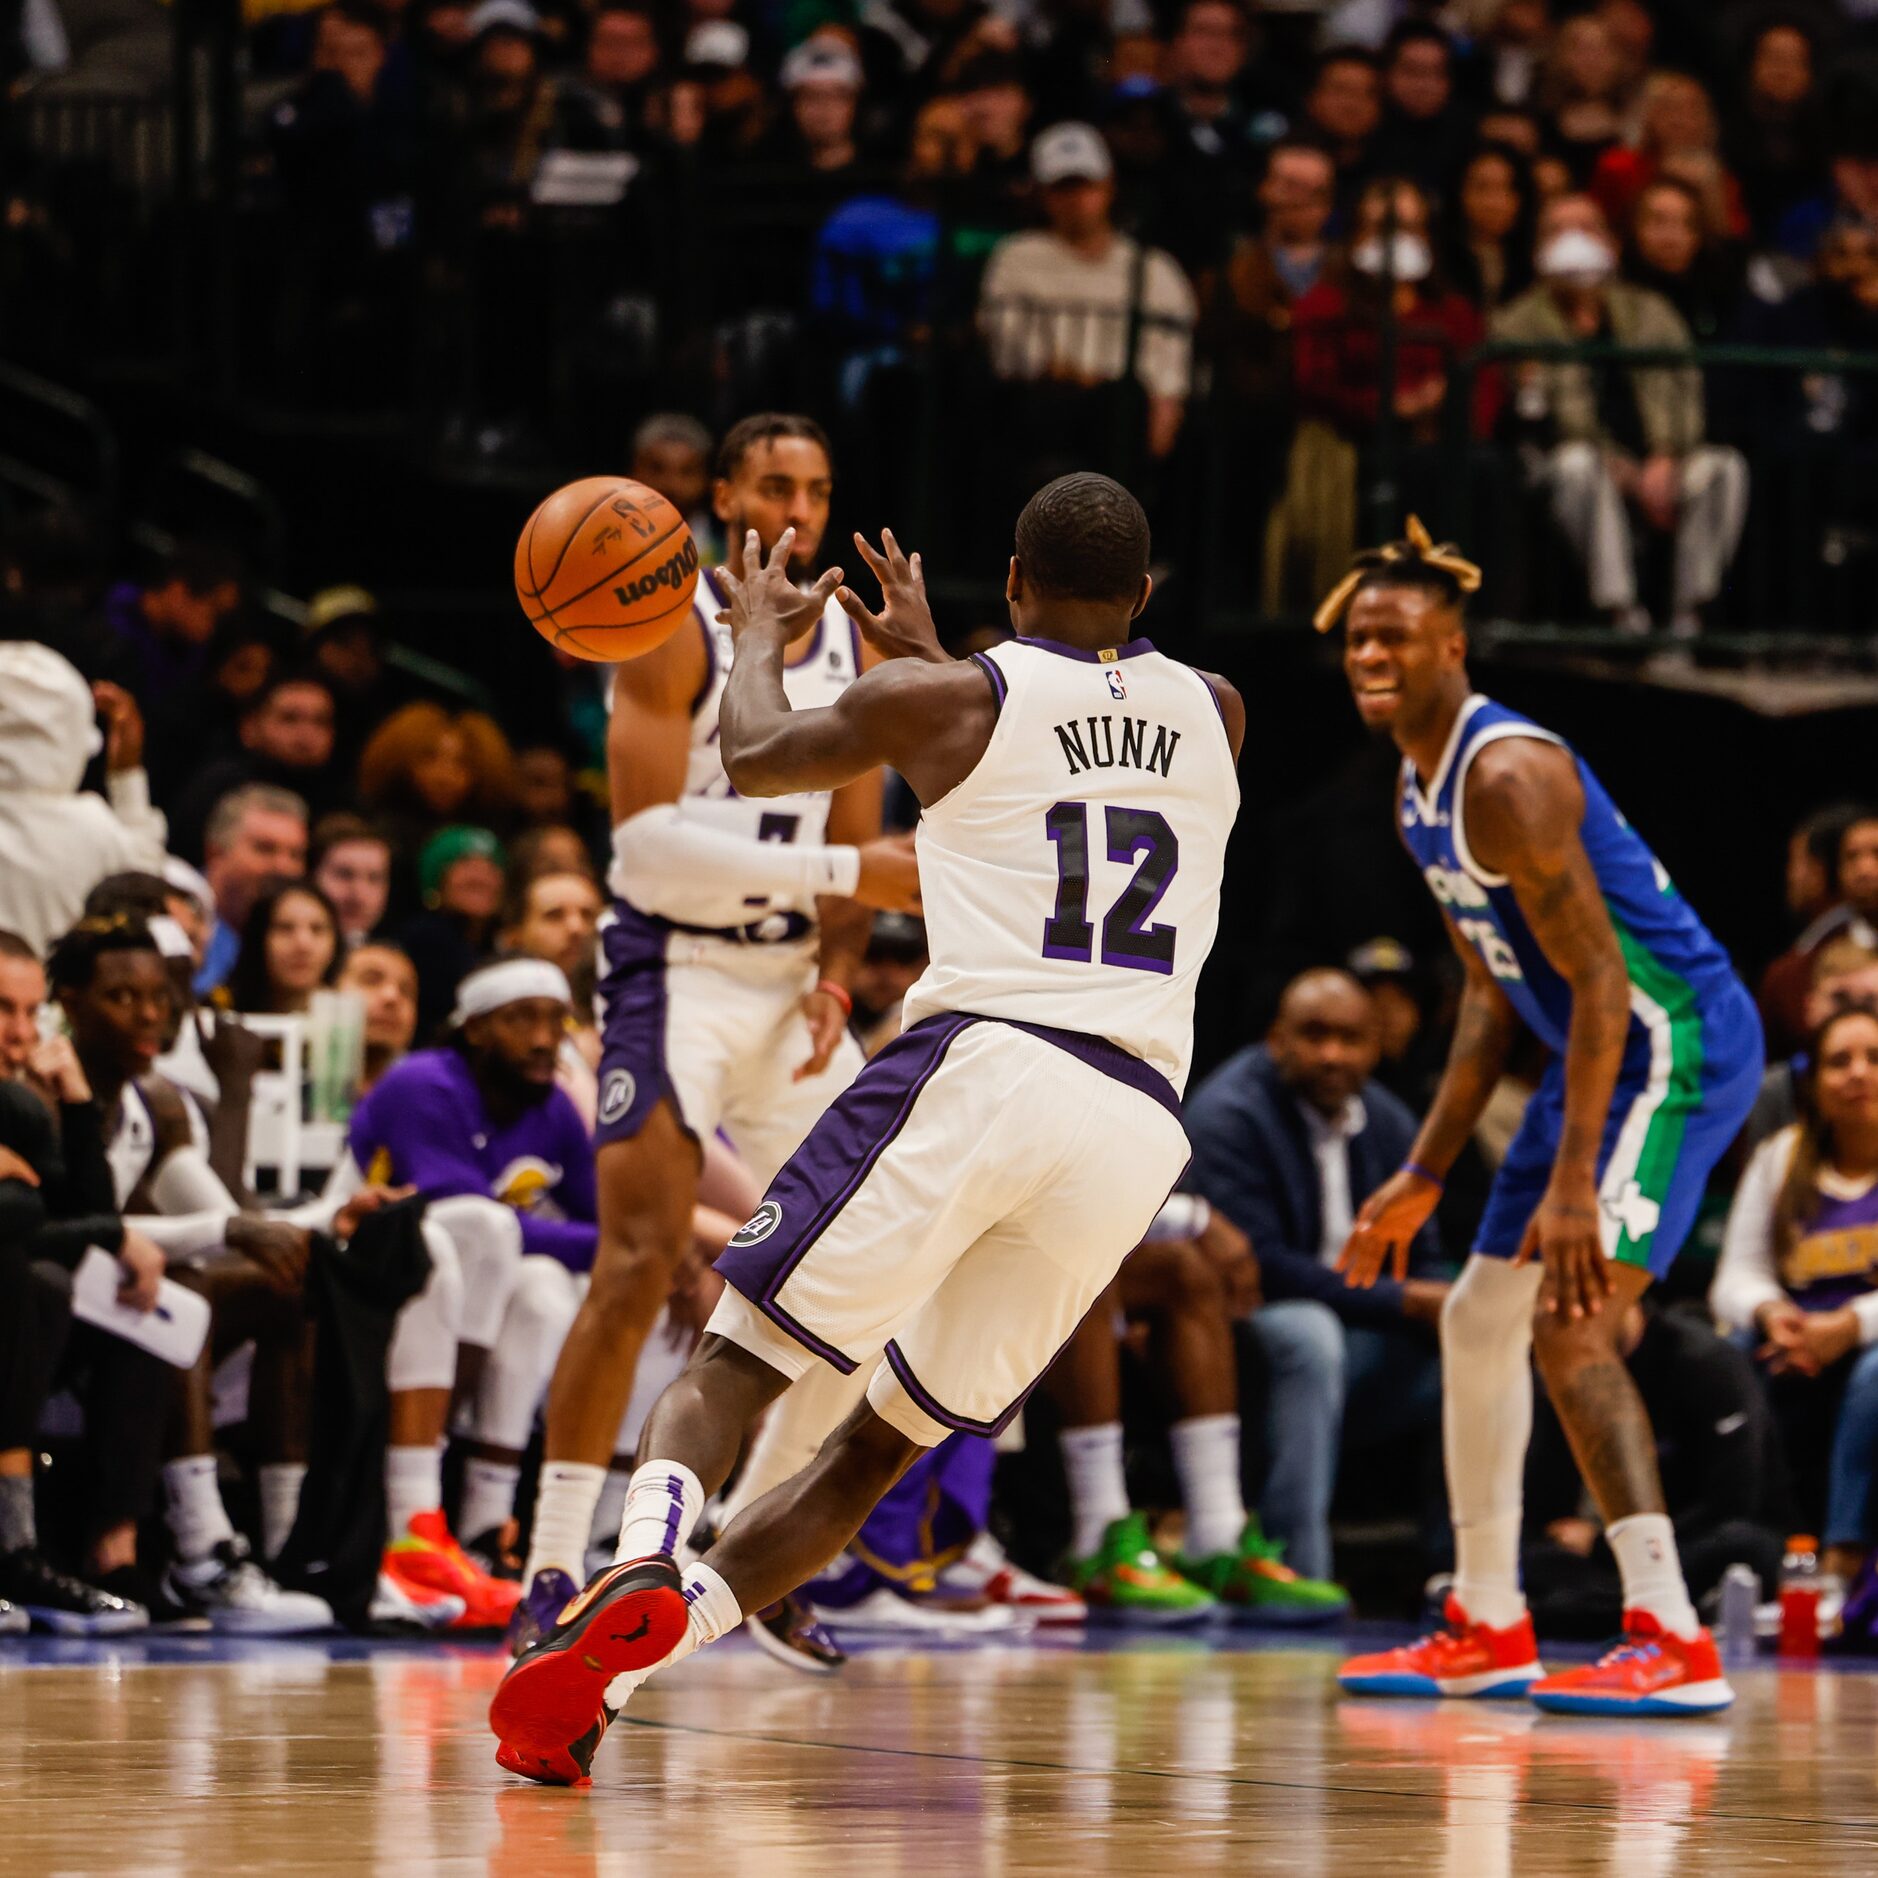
[
  {"left": 1341, "top": 909, "right": 1518, "bottom": 1287},
  {"left": 606, "top": 614, "right": 871, "bottom": 925},
  {"left": 1465, "top": 739, "right": 1631, "bottom": 1320},
  {"left": 1191, "top": 669, "right": 1247, "bottom": 763},
  {"left": 720, "top": 528, "right": 996, "bottom": 807}
]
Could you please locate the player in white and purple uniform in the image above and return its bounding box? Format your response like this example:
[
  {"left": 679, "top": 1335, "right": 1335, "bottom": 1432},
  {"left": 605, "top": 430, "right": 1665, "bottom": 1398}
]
[{"left": 491, "top": 472, "right": 1244, "bottom": 1787}]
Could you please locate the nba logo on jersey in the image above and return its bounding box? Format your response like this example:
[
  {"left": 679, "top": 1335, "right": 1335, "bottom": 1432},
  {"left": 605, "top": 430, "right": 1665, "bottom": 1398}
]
[{"left": 1105, "top": 668, "right": 1128, "bottom": 701}]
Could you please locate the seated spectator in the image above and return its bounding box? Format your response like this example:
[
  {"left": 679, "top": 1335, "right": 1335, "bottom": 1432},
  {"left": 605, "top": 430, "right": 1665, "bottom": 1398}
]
[
  {"left": 851, "top": 913, "right": 927, "bottom": 1057},
  {"left": 1300, "top": 45, "right": 1381, "bottom": 212},
  {"left": 1779, "top": 138, "right": 1878, "bottom": 263},
  {"left": 337, "top": 942, "right": 420, "bottom": 1092},
  {"left": 1522, "top": 1300, "right": 1787, "bottom": 1637},
  {"left": 0, "top": 645, "right": 167, "bottom": 955},
  {"left": 507, "top": 822, "right": 598, "bottom": 886},
  {"left": 1536, "top": 11, "right": 1626, "bottom": 184},
  {"left": 166, "top": 669, "right": 341, "bottom": 864},
  {"left": 311, "top": 812, "right": 393, "bottom": 951},
  {"left": 766, "top": 37, "right": 865, "bottom": 189},
  {"left": 1591, "top": 70, "right": 1748, "bottom": 244},
  {"left": 1474, "top": 0, "right": 1549, "bottom": 112},
  {"left": 300, "top": 587, "right": 404, "bottom": 772},
  {"left": 1760, "top": 804, "right": 1875, "bottom": 1060},
  {"left": 223, "top": 880, "right": 343, "bottom": 1018},
  {"left": 977, "top": 122, "right": 1198, "bottom": 460},
  {"left": 498, "top": 866, "right": 602, "bottom": 1118},
  {"left": 359, "top": 701, "right": 516, "bottom": 916},
  {"left": 510, "top": 743, "right": 581, "bottom": 838},
  {"left": 1185, "top": 969, "right": 1447, "bottom": 1580},
  {"left": 1713, "top": 1004, "right": 1878, "bottom": 1588},
  {"left": 144, "top": 615, "right": 282, "bottom": 802},
  {"left": 1372, "top": 21, "right": 1470, "bottom": 194},
  {"left": 1444, "top": 141, "right": 1538, "bottom": 314},
  {"left": 1624, "top": 174, "right": 1742, "bottom": 344},
  {"left": 1153, "top": 0, "right": 1268, "bottom": 275},
  {"left": 443, "top": 0, "right": 554, "bottom": 232},
  {"left": 951, "top": 51, "right": 1034, "bottom": 234},
  {"left": 1725, "top": 17, "right": 1824, "bottom": 239},
  {"left": 100, "top": 543, "right": 244, "bottom": 711},
  {"left": 856, "top": 0, "right": 989, "bottom": 116},
  {"left": 549, "top": 0, "right": 661, "bottom": 152},
  {"left": 629, "top": 413, "right": 720, "bottom": 565},
  {"left": 398, "top": 825, "right": 509, "bottom": 1041},
  {"left": 197, "top": 785, "right": 311, "bottom": 996},
  {"left": 1493, "top": 192, "right": 1748, "bottom": 636},
  {"left": 1745, "top": 935, "right": 1878, "bottom": 1156}
]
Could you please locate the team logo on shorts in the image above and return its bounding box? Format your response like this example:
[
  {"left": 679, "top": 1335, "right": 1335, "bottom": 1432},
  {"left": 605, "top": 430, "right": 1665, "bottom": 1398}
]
[
  {"left": 598, "top": 1069, "right": 637, "bottom": 1126},
  {"left": 729, "top": 1201, "right": 783, "bottom": 1247}
]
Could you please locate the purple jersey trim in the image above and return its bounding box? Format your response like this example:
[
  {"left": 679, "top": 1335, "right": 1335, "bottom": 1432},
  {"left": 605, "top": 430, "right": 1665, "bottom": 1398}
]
[
  {"left": 969, "top": 651, "right": 1007, "bottom": 711},
  {"left": 1015, "top": 635, "right": 1156, "bottom": 663}
]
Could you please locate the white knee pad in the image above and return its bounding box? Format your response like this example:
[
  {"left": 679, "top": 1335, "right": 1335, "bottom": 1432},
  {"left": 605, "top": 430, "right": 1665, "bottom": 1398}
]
[
  {"left": 468, "top": 1255, "right": 582, "bottom": 1450},
  {"left": 1441, "top": 1254, "right": 1541, "bottom": 1364},
  {"left": 426, "top": 1195, "right": 525, "bottom": 1349},
  {"left": 387, "top": 1225, "right": 466, "bottom": 1395}
]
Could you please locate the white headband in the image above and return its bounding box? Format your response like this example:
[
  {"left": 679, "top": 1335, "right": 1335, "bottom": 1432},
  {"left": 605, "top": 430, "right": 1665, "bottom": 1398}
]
[
  {"left": 450, "top": 958, "right": 571, "bottom": 1027},
  {"left": 147, "top": 915, "right": 195, "bottom": 961}
]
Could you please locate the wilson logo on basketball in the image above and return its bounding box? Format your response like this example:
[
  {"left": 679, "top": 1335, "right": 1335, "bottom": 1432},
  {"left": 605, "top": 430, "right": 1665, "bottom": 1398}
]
[{"left": 614, "top": 536, "right": 699, "bottom": 608}]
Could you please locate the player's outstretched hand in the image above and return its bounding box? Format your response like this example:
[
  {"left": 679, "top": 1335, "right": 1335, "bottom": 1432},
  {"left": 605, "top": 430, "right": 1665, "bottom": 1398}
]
[
  {"left": 838, "top": 529, "right": 948, "bottom": 665},
  {"left": 716, "top": 527, "right": 842, "bottom": 644},
  {"left": 1338, "top": 1167, "right": 1442, "bottom": 1288},
  {"left": 1516, "top": 1180, "right": 1610, "bottom": 1319}
]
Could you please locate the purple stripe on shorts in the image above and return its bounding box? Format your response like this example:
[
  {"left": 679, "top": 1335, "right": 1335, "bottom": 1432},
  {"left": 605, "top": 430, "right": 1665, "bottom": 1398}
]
[
  {"left": 595, "top": 896, "right": 690, "bottom": 1148},
  {"left": 881, "top": 1339, "right": 1047, "bottom": 1441},
  {"left": 714, "top": 1013, "right": 977, "bottom": 1371},
  {"left": 970, "top": 651, "right": 1007, "bottom": 711}
]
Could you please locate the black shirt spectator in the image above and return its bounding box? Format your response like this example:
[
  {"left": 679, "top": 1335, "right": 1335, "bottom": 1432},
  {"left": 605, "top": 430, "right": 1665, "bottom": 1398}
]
[
  {"left": 1300, "top": 45, "right": 1380, "bottom": 214},
  {"left": 1371, "top": 21, "right": 1472, "bottom": 195}
]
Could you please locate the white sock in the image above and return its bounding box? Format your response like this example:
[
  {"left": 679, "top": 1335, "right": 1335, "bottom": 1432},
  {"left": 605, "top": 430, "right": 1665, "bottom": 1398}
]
[
  {"left": 1060, "top": 1422, "right": 1131, "bottom": 1559},
  {"left": 384, "top": 1445, "right": 443, "bottom": 1539},
  {"left": 615, "top": 1460, "right": 705, "bottom": 1564},
  {"left": 1169, "top": 1413, "right": 1247, "bottom": 1561},
  {"left": 1607, "top": 1513, "right": 1700, "bottom": 1639},
  {"left": 257, "top": 1462, "right": 306, "bottom": 1563},
  {"left": 1443, "top": 1257, "right": 1542, "bottom": 1631},
  {"left": 458, "top": 1458, "right": 521, "bottom": 1543},
  {"left": 525, "top": 1461, "right": 606, "bottom": 1584},
  {"left": 591, "top": 1467, "right": 631, "bottom": 1554},
  {"left": 163, "top": 1455, "right": 237, "bottom": 1563}
]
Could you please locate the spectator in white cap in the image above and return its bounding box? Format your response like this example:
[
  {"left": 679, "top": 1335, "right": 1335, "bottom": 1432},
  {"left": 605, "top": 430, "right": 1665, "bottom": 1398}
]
[
  {"left": 682, "top": 20, "right": 769, "bottom": 156},
  {"left": 759, "top": 32, "right": 866, "bottom": 202},
  {"left": 0, "top": 643, "right": 168, "bottom": 956},
  {"left": 976, "top": 121, "right": 1199, "bottom": 457}
]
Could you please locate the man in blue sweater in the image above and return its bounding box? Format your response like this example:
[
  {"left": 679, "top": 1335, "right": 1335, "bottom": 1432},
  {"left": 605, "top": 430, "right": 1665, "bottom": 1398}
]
[{"left": 1187, "top": 968, "right": 1447, "bottom": 1579}]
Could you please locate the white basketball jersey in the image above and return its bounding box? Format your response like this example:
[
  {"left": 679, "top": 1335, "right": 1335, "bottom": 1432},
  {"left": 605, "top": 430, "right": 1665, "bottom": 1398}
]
[
  {"left": 900, "top": 637, "right": 1238, "bottom": 1093},
  {"left": 108, "top": 1084, "right": 157, "bottom": 1209}
]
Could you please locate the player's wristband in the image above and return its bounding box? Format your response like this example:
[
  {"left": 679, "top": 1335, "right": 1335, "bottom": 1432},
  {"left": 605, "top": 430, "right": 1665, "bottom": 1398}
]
[
  {"left": 1403, "top": 1161, "right": 1445, "bottom": 1189},
  {"left": 816, "top": 979, "right": 854, "bottom": 1017}
]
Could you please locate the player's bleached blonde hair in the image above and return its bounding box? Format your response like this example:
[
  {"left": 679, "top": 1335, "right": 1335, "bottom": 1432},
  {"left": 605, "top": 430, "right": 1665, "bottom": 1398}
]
[{"left": 1312, "top": 514, "right": 1483, "bottom": 634}]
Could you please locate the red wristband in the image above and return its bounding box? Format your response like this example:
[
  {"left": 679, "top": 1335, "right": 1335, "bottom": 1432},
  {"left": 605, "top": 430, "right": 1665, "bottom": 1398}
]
[{"left": 816, "top": 979, "right": 853, "bottom": 1017}]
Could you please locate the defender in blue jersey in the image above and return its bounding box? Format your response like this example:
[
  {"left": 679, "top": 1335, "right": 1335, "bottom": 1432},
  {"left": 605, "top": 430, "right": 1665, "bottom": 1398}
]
[{"left": 1325, "top": 522, "right": 1758, "bottom": 1718}]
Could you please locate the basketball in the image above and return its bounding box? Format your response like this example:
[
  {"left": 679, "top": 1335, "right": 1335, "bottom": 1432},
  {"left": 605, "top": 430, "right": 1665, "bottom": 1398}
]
[{"left": 515, "top": 476, "right": 700, "bottom": 662}]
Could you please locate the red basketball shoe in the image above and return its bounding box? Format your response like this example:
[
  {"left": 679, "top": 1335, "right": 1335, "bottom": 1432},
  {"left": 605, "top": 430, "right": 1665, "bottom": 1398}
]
[
  {"left": 1339, "top": 1596, "right": 1544, "bottom": 1699},
  {"left": 1528, "top": 1612, "right": 1734, "bottom": 1716},
  {"left": 382, "top": 1510, "right": 522, "bottom": 1632}
]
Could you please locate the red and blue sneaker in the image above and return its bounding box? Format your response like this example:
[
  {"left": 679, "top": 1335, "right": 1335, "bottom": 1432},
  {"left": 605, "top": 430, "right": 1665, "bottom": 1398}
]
[
  {"left": 1528, "top": 1612, "right": 1734, "bottom": 1717},
  {"left": 505, "top": 1567, "right": 579, "bottom": 1659},
  {"left": 489, "top": 1555, "right": 689, "bottom": 1787},
  {"left": 1339, "top": 1597, "right": 1544, "bottom": 1700}
]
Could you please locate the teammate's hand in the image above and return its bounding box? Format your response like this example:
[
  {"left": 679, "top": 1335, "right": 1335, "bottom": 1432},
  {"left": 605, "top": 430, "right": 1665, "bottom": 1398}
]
[
  {"left": 26, "top": 1035, "right": 92, "bottom": 1105},
  {"left": 1518, "top": 1176, "right": 1610, "bottom": 1319},
  {"left": 0, "top": 1146, "right": 40, "bottom": 1188},
  {"left": 91, "top": 681, "right": 145, "bottom": 773},
  {"left": 855, "top": 833, "right": 921, "bottom": 913},
  {"left": 333, "top": 1183, "right": 416, "bottom": 1243},
  {"left": 1338, "top": 1167, "right": 1442, "bottom": 1288},
  {"left": 116, "top": 1228, "right": 167, "bottom": 1313},
  {"left": 226, "top": 1216, "right": 313, "bottom": 1295},
  {"left": 715, "top": 527, "right": 842, "bottom": 645},
  {"left": 837, "top": 529, "right": 948, "bottom": 665},
  {"left": 795, "top": 987, "right": 849, "bottom": 1082},
  {"left": 1196, "top": 1210, "right": 1261, "bottom": 1315}
]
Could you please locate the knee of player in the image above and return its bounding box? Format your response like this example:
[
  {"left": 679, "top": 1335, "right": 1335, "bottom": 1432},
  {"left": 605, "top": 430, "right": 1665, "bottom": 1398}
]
[
  {"left": 427, "top": 1194, "right": 524, "bottom": 1274},
  {"left": 585, "top": 1234, "right": 684, "bottom": 1322},
  {"left": 506, "top": 1257, "right": 580, "bottom": 1337},
  {"left": 1528, "top": 1300, "right": 1619, "bottom": 1370},
  {"left": 1160, "top": 1240, "right": 1230, "bottom": 1317}
]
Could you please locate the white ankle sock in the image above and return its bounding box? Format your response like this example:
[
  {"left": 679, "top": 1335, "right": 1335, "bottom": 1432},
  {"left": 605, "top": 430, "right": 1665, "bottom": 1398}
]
[
  {"left": 1452, "top": 1513, "right": 1527, "bottom": 1631},
  {"left": 384, "top": 1445, "right": 442, "bottom": 1539},
  {"left": 1059, "top": 1422, "right": 1131, "bottom": 1558},
  {"left": 458, "top": 1458, "right": 521, "bottom": 1543},
  {"left": 257, "top": 1462, "right": 306, "bottom": 1563},
  {"left": 163, "top": 1455, "right": 237, "bottom": 1563},
  {"left": 1169, "top": 1414, "right": 1247, "bottom": 1560},
  {"left": 1607, "top": 1513, "right": 1699, "bottom": 1638},
  {"left": 525, "top": 1461, "right": 606, "bottom": 1583},
  {"left": 614, "top": 1460, "right": 705, "bottom": 1564}
]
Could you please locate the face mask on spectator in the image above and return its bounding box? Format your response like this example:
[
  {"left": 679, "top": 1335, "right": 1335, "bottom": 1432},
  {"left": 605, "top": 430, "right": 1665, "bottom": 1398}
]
[
  {"left": 1538, "top": 228, "right": 1615, "bottom": 285},
  {"left": 1351, "top": 232, "right": 1432, "bottom": 281}
]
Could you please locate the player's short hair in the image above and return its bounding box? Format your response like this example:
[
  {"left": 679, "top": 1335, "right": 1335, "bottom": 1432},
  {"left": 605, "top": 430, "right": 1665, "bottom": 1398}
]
[
  {"left": 84, "top": 873, "right": 174, "bottom": 922},
  {"left": 1013, "top": 473, "right": 1150, "bottom": 604},
  {"left": 46, "top": 916, "right": 160, "bottom": 994},
  {"left": 715, "top": 413, "right": 834, "bottom": 482},
  {"left": 633, "top": 412, "right": 712, "bottom": 461},
  {"left": 204, "top": 782, "right": 310, "bottom": 855},
  {"left": 0, "top": 930, "right": 38, "bottom": 965}
]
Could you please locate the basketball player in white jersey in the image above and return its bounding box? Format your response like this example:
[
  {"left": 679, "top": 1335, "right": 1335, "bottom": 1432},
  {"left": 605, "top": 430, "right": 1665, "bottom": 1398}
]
[
  {"left": 491, "top": 472, "right": 1245, "bottom": 1786},
  {"left": 512, "top": 414, "right": 920, "bottom": 1658}
]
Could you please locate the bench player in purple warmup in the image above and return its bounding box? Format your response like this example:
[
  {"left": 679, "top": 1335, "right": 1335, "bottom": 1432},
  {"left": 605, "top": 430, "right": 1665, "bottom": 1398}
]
[{"left": 489, "top": 473, "right": 1245, "bottom": 1786}]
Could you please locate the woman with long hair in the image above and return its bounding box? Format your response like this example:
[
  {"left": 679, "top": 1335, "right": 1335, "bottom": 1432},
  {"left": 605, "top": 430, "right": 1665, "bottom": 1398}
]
[
  {"left": 1444, "top": 141, "right": 1538, "bottom": 312},
  {"left": 1713, "top": 1003, "right": 1878, "bottom": 1584},
  {"left": 224, "top": 879, "right": 342, "bottom": 1016}
]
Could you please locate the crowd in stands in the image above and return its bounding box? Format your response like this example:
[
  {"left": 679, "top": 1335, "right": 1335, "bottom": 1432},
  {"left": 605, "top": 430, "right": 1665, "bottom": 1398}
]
[{"left": 18, "top": 1, "right": 1878, "bottom": 627}]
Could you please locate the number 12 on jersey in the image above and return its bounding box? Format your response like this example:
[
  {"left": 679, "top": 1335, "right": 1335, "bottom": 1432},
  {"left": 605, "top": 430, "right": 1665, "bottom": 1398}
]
[{"left": 1043, "top": 802, "right": 1180, "bottom": 975}]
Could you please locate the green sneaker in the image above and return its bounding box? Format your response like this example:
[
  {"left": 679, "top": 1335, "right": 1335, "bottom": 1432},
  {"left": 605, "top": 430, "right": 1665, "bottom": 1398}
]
[
  {"left": 1064, "top": 1513, "right": 1217, "bottom": 1627},
  {"left": 1179, "top": 1519, "right": 1351, "bottom": 1627}
]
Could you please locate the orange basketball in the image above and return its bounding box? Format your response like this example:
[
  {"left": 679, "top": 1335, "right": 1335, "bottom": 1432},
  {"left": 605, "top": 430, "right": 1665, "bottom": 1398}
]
[{"left": 515, "top": 476, "right": 700, "bottom": 662}]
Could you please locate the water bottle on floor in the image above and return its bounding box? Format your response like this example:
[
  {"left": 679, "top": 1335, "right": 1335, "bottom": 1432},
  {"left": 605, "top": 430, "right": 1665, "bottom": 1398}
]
[{"left": 1719, "top": 1562, "right": 1758, "bottom": 1665}]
